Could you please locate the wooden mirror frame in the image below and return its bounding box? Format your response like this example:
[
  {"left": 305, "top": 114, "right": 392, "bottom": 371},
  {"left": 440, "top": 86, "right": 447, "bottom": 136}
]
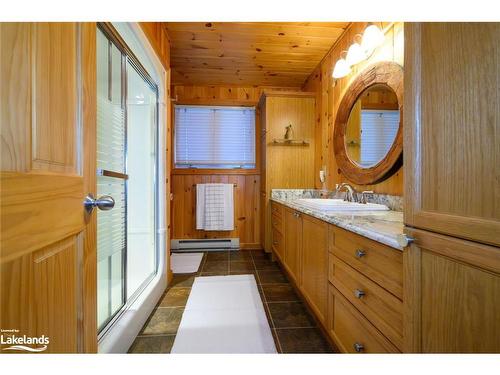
[{"left": 333, "top": 61, "right": 404, "bottom": 185}]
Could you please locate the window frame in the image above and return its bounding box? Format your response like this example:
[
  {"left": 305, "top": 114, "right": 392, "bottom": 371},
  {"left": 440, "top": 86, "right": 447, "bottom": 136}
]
[{"left": 172, "top": 103, "right": 260, "bottom": 175}]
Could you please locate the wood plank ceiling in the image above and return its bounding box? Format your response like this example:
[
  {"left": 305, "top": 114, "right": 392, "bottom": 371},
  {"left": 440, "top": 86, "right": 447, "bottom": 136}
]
[{"left": 165, "top": 22, "right": 350, "bottom": 87}]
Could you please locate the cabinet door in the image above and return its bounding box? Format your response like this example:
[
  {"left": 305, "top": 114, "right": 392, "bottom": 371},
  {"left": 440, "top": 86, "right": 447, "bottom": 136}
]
[
  {"left": 404, "top": 228, "right": 500, "bottom": 353},
  {"left": 404, "top": 23, "right": 500, "bottom": 246},
  {"left": 283, "top": 207, "right": 302, "bottom": 284},
  {"left": 301, "top": 214, "right": 328, "bottom": 323}
]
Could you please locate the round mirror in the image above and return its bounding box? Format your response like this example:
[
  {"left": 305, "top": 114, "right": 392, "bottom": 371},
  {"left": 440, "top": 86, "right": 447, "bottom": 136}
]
[
  {"left": 345, "top": 84, "right": 400, "bottom": 168},
  {"left": 333, "top": 61, "right": 403, "bottom": 185}
]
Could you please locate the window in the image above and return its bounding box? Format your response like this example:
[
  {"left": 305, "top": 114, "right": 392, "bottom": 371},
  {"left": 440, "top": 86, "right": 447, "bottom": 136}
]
[
  {"left": 174, "top": 105, "right": 256, "bottom": 169},
  {"left": 359, "top": 109, "right": 400, "bottom": 167}
]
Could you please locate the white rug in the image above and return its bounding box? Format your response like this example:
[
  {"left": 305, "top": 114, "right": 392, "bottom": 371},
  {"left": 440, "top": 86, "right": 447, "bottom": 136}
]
[
  {"left": 171, "top": 275, "right": 277, "bottom": 353},
  {"left": 170, "top": 253, "right": 204, "bottom": 274}
]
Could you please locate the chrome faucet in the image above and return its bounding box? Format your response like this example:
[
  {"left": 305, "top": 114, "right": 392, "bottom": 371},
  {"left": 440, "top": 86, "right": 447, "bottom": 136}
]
[{"left": 335, "top": 183, "right": 358, "bottom": 203}]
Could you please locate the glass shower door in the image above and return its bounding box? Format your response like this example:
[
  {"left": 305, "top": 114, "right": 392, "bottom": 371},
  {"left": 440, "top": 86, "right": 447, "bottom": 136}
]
[
  {"left": 96, "top": 28, "right": 127, "bottom": 331},
  {"left": 96, "top": 24, "right": 159, "bottom": 334}
]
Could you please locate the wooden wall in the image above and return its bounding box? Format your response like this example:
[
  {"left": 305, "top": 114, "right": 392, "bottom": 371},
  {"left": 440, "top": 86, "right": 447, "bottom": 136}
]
[
  {"left": 302, "top": 22, "right": 404, "bottom": 195},
  {"left": 170, "top": 85, "right": 298, "bottom": 248}
]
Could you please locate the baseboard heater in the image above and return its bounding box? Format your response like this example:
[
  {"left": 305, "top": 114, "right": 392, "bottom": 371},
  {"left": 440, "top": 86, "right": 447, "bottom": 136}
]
[{"left": 171, "top": 238, "right": 239, "bottom": 252}]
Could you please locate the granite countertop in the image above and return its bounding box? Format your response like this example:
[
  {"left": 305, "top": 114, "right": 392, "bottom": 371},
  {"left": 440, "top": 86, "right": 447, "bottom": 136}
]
[{"left": 271, "top": 190, "right": 405, "bottom": 251}]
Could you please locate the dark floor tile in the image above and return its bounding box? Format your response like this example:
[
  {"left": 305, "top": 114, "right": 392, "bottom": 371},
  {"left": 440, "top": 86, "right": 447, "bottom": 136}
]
[
  {"left": 202, "top": 260, "right": 229, "bottom": 273},
  {"left": 250, "top": 250, "right": 269, "bottom": 260},
  {"left": 141, "top": 307, "right": 184, "bottom": 335},
  {"left": 268, "top": 302, "right": 316, "bottom": 328},
  {"left": 276, "top": 328, "right": 333, "bottom": 353},
  {"left": 253, "top": 259, "right": 280, "bottom": 271},
  {"left": 128, "top": 335, "right": 176, "bottom": 353},
  {"left": 257, "top": 269, "right": 288, "bottom": 284},
  {"left": 159, "top": 287, "right": 191, "bottom": 307},
  {"left": 169, "top": 274, "right": 196, "bottom": 288},
  {"left": 262, "top": 285, "right": 299, "bottom": 302},
  {"left": 229, "top": 261, "right": 255, "bottom": 273},
  {"left": 229, "top": 251, "right": 253, "bottom": 261},
  {"left": 205, "top": 251, "right": 229, "bottom": 261}
]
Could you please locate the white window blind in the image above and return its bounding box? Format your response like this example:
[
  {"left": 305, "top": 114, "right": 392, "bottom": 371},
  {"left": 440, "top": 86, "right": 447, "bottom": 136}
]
[
  {"left": 359, "top": 109, "right": 400, "bottom": 167},
  {"left": 174, "top": 105, "right": 256, "bottom": 169}
]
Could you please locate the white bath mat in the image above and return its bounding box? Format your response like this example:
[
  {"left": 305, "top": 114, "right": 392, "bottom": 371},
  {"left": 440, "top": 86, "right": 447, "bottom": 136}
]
[
  {"left": 170, "top": 253, "right": 203, "bottom": 274},
  {"left": 171, "top": 275, "right": 277, "bottom": 353}
]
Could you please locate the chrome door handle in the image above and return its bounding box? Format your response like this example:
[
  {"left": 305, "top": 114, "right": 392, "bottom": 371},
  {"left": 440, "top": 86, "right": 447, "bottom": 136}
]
[
  {"left": 354, "top": 289, "right": 365, "bottom": 298},
  {"left": 84, "top": 193, "right": 115, "bottom": 213},
  {"left": 353, "top": 342, "right": 364, "bottom": 352}
]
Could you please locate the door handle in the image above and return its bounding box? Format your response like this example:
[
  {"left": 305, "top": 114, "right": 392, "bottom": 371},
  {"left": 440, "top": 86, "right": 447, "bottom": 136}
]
[{"left": 84, "top": 193, "right": 115, "bottom": 213}]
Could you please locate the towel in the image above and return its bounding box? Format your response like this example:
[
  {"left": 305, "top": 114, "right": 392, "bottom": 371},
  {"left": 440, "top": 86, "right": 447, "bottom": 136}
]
[{"left": 196, "top": 183, "right": 234, "bottom": 231}]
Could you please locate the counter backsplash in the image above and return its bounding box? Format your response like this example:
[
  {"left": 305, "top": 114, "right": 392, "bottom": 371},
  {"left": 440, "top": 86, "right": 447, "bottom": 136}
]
[{"left": 271, "top": 189, "right": 404, "bottom": 212}]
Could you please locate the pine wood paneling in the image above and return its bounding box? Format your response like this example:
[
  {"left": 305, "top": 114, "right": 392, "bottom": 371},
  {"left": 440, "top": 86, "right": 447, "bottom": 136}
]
[
  {"left": 302, "top": 22, "right": 404, "bottom": 195},
  {"left": 171, "top": 174, "right": 260, "bottom": 248},
  {"left": 165, "top": 22, "right": 349, "bottom": 86}
]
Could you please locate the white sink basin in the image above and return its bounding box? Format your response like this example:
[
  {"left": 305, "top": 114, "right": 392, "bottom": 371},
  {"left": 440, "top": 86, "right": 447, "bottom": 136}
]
[{"left": 296, "top": 198, "right": 389, "bottom": 212}]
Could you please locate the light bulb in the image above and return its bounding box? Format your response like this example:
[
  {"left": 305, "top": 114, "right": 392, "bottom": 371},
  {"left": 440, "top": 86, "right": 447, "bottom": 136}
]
[
  {"left": 332, "top": 58, "right": 351, "bottom": 79},
  {"left": 345, "top": 42, "right": 366, "bottom": 66},
  {"left": 361, "top": 24, "right": 384, "bottom": 55}
]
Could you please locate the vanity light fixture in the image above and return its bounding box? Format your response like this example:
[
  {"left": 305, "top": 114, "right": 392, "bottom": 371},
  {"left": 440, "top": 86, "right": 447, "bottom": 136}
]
[
  {"left": 345, "top": 37, "right": 366, "bottom": 67},
  {"left": 332, "top": 23, "right": 386, "bottom": 81},
  {"left": 332, "top": 52, "right": 351, "bottom": 79},
  {"left": 361, "top": 23, "right": 385, "bottom": 55}
]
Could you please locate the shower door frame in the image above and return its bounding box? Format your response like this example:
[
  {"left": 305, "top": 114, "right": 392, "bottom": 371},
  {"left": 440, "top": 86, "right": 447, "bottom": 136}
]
[{"left": 96, "top": 22, "right": 160, "bottom": 338}]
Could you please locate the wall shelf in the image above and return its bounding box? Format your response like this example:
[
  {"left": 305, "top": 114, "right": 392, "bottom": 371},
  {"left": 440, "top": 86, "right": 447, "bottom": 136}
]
[{"left": 271, "top": 138, "right": 310, "bottom": 146}]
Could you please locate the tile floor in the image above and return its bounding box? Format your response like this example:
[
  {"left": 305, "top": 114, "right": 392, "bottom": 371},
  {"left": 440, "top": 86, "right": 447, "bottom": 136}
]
[{"left": 128, "top": 249, "right": 335, "bottom": 354}]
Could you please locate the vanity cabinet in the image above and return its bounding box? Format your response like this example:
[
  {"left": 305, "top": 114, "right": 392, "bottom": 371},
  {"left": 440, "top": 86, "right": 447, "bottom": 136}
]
[
  {"left": 301, "top": 215, "right": 328, "bottom": 323},
  {"left": 283, "top": 206, "right": 302, "bottom": 284},
  {"left": 328, "top": 226, "right": 403, "bottom": 352},
  {"left": 271, "top": 201, "right": 403, "bottom": 353}
]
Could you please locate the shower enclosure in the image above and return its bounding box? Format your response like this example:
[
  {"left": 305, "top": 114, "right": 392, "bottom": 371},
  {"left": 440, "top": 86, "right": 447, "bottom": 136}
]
[{"left": 96, "top": 23, "right": 160, "bottom": 335}]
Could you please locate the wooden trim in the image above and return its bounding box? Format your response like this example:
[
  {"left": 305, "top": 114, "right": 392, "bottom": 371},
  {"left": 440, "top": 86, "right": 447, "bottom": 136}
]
[
  {"left": 81, "top": 22, "right": 98, "bottom": 353},
  {"left": 333, "top": 61, "right": 404, "bottom": 185},
  {"left": 402, "top": 244, "right": 421, "bottom": 353}
]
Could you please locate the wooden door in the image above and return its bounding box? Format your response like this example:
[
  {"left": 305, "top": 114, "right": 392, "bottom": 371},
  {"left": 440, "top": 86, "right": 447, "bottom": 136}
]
[
  {"left": 404, "top": 228, "right": 500, "bottom": 353},
  {"left": 301, "top": 214, "right": 328, "bottom": 323},
  {"left": 0, "top": 23, "right": 97, "bottom": 353},
  {"left": 404, "top": 23, "right": 500, "bottom": 247},
  {"left": 283, "top": 207, "right": 302, "bottom": 284}
]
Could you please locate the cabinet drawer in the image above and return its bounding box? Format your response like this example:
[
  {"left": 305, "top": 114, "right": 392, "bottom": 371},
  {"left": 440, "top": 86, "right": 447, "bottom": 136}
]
[
  {"left": 272, "top": 228, "right": 284, "bottom": 260},
  {"left": 329, "top": 254, "right": 403, "bottom": 349},
  {"left": 328, "top": 286, "right": 400, "bottom": 353},
  {"left": 331, "top": 226, "right": 403, "bottom": 299},
  {"left": 271, "top": 201, "right": 283, "bottom": 219}
]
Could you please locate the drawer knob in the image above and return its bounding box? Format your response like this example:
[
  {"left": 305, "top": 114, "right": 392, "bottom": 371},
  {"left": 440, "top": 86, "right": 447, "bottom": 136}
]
[
  {"left": 354, "top": 289, "right": 366, "bottom": 298},
  {"left": 353, "top": 342, "right": 364, "bottom": 352},
  {"left": 355, "top": 249, "right": 366, "bottom": 258}
]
